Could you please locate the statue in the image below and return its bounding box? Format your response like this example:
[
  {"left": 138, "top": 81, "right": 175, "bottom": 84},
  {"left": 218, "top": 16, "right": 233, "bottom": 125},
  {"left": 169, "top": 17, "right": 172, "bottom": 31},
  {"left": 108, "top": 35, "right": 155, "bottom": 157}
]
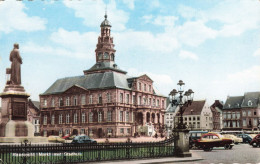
[{"left": 9, "top": 43, "right": 22, "bottom": 85}]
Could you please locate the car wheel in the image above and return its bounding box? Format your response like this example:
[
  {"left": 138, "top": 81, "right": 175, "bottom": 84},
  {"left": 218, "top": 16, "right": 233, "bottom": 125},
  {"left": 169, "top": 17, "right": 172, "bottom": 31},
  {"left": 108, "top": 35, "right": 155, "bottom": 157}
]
[
  {"left": 224, "top": 144, "right": 230, "bottom": 149},
  {"left": 229, "top": 145, "right": 233, "bottom": 149},
  {"left": 252, "top": 142, "right": 257, "bottom": 148}
]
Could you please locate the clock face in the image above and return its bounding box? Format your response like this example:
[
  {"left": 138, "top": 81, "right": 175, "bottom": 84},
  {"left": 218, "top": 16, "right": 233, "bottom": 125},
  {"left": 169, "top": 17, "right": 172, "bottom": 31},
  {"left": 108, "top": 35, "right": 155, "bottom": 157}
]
[{"left": 104, "top": 52, "right": 109, "bottom": 59}]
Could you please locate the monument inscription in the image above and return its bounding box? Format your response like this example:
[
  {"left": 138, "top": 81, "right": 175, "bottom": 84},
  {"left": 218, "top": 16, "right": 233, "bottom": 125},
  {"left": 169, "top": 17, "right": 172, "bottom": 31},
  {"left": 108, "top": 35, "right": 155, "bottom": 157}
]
[{"left": 12, "top": 102, "right": 26, "bottom": 119}]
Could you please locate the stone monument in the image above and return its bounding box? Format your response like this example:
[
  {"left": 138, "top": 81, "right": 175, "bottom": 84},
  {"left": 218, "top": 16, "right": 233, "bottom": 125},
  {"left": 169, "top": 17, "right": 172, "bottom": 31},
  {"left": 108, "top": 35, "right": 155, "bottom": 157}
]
[{"left": 0, "top": 43, "right": 35, "bottom": 142}]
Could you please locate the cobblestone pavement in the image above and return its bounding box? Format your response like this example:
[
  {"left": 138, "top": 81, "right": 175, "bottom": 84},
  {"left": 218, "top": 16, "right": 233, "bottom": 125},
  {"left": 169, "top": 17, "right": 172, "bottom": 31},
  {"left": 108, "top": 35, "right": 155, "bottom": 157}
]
[{"left": 182, "top": 144, "right": 260, "bottom": 164}]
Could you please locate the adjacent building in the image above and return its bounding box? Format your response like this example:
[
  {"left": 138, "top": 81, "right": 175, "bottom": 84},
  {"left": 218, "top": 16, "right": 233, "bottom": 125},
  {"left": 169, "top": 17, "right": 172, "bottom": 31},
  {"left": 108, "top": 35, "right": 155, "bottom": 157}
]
[
  {"left": 222, "top": 92, "right": 260, "bottom": 131},
  {"left": 40, "top": 14, "right": 166, "bottom": 138},
  {"left": 164, "top": 99, "right": 180, "bottom": 137},
  {"left": 28, "top": 99, "right": 41, "bottom": 136},
  {"left": 175, "top": 100, "right": 213, "bottom": 131},
  {"left": 210, "top": 100, "right": 223, "bottom": 131}
]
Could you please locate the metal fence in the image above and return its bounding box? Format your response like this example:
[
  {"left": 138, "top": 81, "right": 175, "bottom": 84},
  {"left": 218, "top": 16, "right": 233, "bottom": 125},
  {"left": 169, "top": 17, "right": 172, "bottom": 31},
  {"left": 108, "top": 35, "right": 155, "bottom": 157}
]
[{"left": 0, "top": 137, "right": 175, "bottom": 164}]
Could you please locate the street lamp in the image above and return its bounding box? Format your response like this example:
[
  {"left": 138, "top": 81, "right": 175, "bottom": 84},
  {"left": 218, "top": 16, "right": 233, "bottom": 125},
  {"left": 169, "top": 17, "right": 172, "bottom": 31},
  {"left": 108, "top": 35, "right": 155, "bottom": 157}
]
[{"left": 169, "top": 80, "right": 194, "bottom": 129}]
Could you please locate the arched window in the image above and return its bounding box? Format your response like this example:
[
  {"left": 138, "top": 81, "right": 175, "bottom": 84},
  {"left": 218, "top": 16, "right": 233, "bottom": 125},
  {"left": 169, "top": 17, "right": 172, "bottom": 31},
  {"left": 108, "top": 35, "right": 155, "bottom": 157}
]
[
  {"left": 82, "top": 113, "right": 86, "bottom": 123},
  {"left": 98, "top": 53, "right": 102, "bottom": 60},
  {"left": 111, "top": 53, "right": 114, "bottom": 61},
  {"left": 51, "top": 115, "right": 55, "bottom": 125},
  {"left": 59, "top": 114, "right": 63, "bottom": 124},
  {"left": 66, "top": 114, "right": 70, "bottom": 124},
  {"left": 73, "top": 96, "right": 77, "bottom": 106},
  {"left": 104, "top": 52, "right": 109, "bottom": 59}
]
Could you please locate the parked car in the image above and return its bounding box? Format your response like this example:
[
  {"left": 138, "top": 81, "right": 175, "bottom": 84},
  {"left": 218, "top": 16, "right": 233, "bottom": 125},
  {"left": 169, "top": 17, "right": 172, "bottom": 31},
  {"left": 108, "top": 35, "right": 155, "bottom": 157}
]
[
  {"left": 189, "top": 131, "right": 208, "bottom": 149},
  {"left": 249, "top": 134, "right": 257, "bottom": 139},
  {"left": 195, "top": 132, "right": 234, "bottom": 151},
  {"left": 48, "top": 136, "right": 66, "bottom": 143},
  {"left": 71, "top": 135, "right": 97, "bottom": 144},
  {"left": 237, "top": 134, "right": 252, "bottom": 143},
  {"left": 250, "top": 134, "right": 260, "bottom": 147},
  {"left": 62, "top": 134, "right": 71, "bottom": 140},
  {"left": 222, "top": 134, "right": 242, "bottom": 144}
]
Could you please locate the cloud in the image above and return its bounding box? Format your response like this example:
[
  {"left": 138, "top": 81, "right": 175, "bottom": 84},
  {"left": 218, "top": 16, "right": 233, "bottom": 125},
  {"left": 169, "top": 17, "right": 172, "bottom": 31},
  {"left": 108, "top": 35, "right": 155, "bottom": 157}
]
[
  {"left": 63, "top": 0, "right": 129, "bottom": 31},
  {"left": 23, "top": 28, "right": 98, "bottom": 59},
  {"left": 122, "top": 0, "right": 135, "bottom": 10},
  {"left": 178, "top": 50, "right": 198, "bottom": 61},
  {"left": 153, "top": 16, "right": 178, "bottom": 27},
  {"left": 114, "top": 30, "right": 179, "bottom": 54},
  {"left": 253, "top": 48, "right": 260, "bottom": 57},
  {"left": 0, "top": 0, "right": 46, "bottom": 33}
]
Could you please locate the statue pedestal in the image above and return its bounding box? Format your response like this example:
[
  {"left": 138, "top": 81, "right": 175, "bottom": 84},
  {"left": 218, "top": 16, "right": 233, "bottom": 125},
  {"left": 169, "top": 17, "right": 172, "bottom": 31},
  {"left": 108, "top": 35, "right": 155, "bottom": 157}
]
[
  {"left": 173, "top": 129, "right": 192, "bottom": 157},
  {"left": 0, "top": 85, "right": 34, "bottom": 138}
]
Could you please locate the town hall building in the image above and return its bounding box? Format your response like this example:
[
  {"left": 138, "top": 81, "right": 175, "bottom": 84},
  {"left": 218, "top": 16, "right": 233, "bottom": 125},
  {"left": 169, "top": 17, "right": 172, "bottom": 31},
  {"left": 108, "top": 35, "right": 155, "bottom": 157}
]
[{"left": 40, "top": 14, "right": 166, "bottom": 138}]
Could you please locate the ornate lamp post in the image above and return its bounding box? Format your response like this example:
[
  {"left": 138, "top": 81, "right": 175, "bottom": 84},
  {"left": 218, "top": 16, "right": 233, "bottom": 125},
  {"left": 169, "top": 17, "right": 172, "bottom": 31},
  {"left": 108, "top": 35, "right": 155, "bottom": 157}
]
[{"left": 169, "top": 80, "right": 194, "bottom": 129}]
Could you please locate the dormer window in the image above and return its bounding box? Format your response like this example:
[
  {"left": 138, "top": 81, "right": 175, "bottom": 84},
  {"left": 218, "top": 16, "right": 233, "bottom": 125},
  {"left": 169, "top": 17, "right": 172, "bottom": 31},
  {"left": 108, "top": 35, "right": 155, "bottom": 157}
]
[{"left": 248, "top": 100, "right": 253, "bottom": 106}]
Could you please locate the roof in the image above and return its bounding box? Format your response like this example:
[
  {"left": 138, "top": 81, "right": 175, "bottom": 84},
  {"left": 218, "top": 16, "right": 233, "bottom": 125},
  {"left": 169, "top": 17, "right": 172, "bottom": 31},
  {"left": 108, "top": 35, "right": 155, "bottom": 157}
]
[
  {"left": 84, "top": 62, "right": 127, "bottom": 74},
  {"left": 223, "top": 96, "right": 245, "bottom": 109},
  {"left": 41, "top": 72, "right": 132, "bottom": 95},
  {"left": 241, "top": 92, "right": 260, "bottom": 108},
  {"left": 32, "top": 101, "right": 40, "bottom": 109},
  {"left": 100, "top": 14, "right": 111, "bottom": 27},
  {"left": 28, "top": 99, "right": 40, "bottom": 115},
  {"left": 182, "top": 100, "right": 206, "bottom": 115}
]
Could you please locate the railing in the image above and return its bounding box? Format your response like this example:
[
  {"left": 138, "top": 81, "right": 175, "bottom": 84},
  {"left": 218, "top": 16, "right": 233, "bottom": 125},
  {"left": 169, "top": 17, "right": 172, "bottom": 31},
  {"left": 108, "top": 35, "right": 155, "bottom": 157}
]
[{"left": 0, "top": 138, "right": 175, "bottom": 164}]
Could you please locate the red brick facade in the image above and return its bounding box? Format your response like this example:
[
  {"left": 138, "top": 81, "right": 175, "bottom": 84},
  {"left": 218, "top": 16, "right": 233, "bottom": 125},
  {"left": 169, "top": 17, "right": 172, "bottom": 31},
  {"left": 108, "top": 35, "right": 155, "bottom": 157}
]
[{"left": 40, "top": 14, "right": 166, "bottom": 138}]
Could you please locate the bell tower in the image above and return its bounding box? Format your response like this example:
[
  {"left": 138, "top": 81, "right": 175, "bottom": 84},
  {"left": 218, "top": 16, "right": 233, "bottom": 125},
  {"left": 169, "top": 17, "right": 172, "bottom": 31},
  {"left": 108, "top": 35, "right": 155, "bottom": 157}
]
[{"left": 95, "top": 13, "right": 116, "bottom": 63}]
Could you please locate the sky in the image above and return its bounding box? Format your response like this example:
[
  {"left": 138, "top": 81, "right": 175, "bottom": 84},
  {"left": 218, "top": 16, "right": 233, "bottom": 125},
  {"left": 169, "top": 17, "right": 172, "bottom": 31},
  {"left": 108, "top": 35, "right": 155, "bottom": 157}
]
[{"left": 0, "top": 0, "right": 259, "bottom": 105}]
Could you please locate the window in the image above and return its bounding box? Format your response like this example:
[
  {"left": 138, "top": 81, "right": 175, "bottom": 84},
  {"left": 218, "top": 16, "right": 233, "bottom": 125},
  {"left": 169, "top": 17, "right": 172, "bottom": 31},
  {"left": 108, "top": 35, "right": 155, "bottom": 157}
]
[
  {"left": 104, "top": 52, "right": 109, "bottom": 59},
  {"left": 149, "top": 85, "right": 151, "bottom": 92},
  {"left": 144, "top": 84, "right": 146, "bottom": 91},
  {"left": 43, "top": 130, "right": 47, "bottom": 137},
  {"left": 66, "top": 114, "right": 70, "bottom": 124},
  {"left": 139, "top": 82, "right": 141, "bottom": 90},
  {"left": 224, "top": 121, "right": 227, "bottom": 127},
  {"left": 82, "top": 113, "right": 86, "bottom": 123},
  {"left": 237, "top": 121, "right": 240, "bottom": 127},
  {"left": 51, "top": 98, "right": 55, "bottom": 107},
  {"left": 197, "top": 116, "right": 200, "bottom": 121},
  {"left": 81, "top": 95, "right": 86, "bottom": 105},
  {"left": 89, "top": 95, "right": 93, "bottom": 104},
  {"left": 193, "top": 117, "right": 196, "bottom": 121},
  {"left": 143, "top": 98, "right": 146, "bottom": 105},
  {"left": 111, "top": 53, "right": 114, "bottom": 61},
  {"left": 254, "top": 111, "right": 257, "bottom": 116},
  {"left": 120, "top": 111, "right": 123, "bottom": 122},
  {"left": 127, "top": 128, "right": 131, "bottom": 134},
  {"left": 254, "top": 118, "right": 257, "bottom": 126},
  {"left": 43, "top": 99, "right": 47, "bottom": 107},
  {"left": 65, "top": 129, "right": 70, "bottom": 135},
  {"left": 120, "top": 128, "right": 124, "bottom": 134},
  {"left": 162, "top": 100, "right": 165, "bottom": 108},
  {"left": 189, "top": 117, "right": 191, "bottom": 121},
  {"left": 243, "top": 119, "right": 246, "bottom": 126},
  {"left": 232, "top": 121, "right": 236, "bottom": 127},
  {"left": 120, "top": 93, "right": 123, "bottom": 103},
  {"left": 126, "top": 94, "right": 129, "bottom": 104},
  {"left": 149, "top": 98, "right": 151, "bottom": 105},
  {"left": 139, "top": 96, "right": 141, "bottom": 105},
  {"left": 98, "top": 53, "right": 102, "bottom": 60},
  {"left": 89, "top": 112, "right": 93, "bottom": 123},
  {"left": 242, "top": 111, "right": 246, "bottom": 117},
  {"left": 107, "top": 93, "right": 111, "bottom": 103},
  {"left": 227, "top": 112, "right": 231, "bottom": 119},
  {"left": 133, "top": 95, "right": 136, "bottom": 104},
  {"left": 59, "top": 129, "right": 63, "bottom": 136},
  {"left": 66, "top": 97, "right": 70, "bottom": 106},
  {"left": 248, "top": 100, "right": 253, "bottom": 106},
  {"left": 184, "top": 117, "right": 187, "bottom": 121},
  {"left": 74, "top": 113, "right": 78, "bottom": 124},
  {"left": 98, "top": 94, "right": 102, "bottom": 104},
  {"left": 107, "top": 111, "right": 112, "bottom": 122},
  {"left": 232, "top": 112, "right": 236, "bottom": 119},
  {"left": 51, "top": 115, "right": 55, "bottom": 125},
  {"left": 157, "top": 100, "right": 159, "bottom": 106},
  {"left": 107, "top": 128, "right": 112, "bottom": 134},
  {"left": 236, "top": 112, "right": 240, "bottom": 119},
  {"left": 80, "top": 129, "right": 85, "bottom": 135},
  {"left": 98, "top": 112, "right": 102, "bottom": 122},
  {"left": 223, "top": 112, "right": 226, "bottom": 119},
  {"left": 59, "top": 98, "right": 63, "bottom": 107},
  {"left": 73, "top": 96, "right": 77, "bottom": 106},
  {"left": 126, "top": 112, "right": 129, "bottom": 122},
  {"left": 248, "top": 111, "right": 252, "bottom": 116},
  {"left": 153, "top": 99, "right": 155, "bottom": 106},
  {"left": 59, "top": 114, "right": 63, "bottom": 124},
  {"left": 43, "top": 115, "right": 47, "bottom": 125}
]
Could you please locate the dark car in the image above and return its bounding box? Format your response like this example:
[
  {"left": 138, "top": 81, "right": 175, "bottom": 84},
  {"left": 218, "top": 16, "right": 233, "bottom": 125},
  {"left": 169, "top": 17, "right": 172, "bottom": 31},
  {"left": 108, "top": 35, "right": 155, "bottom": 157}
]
[
  {"left": 189, "top": 131, "right": 208, "bottom": 149},
  {"left": 195, "top": 132, "right": 234, "bottom": 151},
  {"left": 237, "top": 134, "right": 252, "bottom": 143},
  {"left": 250, "top": 134, "right": 260, "bottom": 147},
  {"left": 72, "top": 135, "right": 97, "bottom": 144}
]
